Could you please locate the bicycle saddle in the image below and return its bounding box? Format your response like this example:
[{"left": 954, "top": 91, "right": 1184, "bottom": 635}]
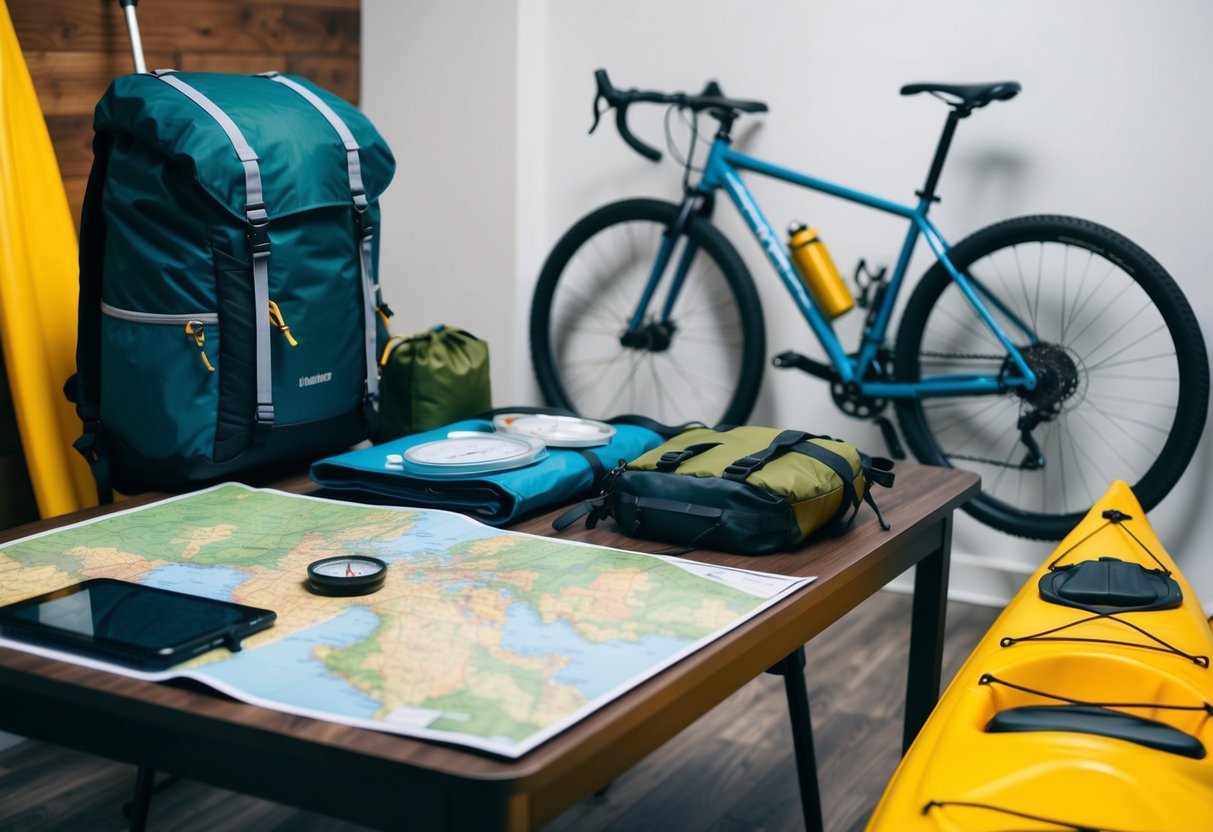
[{"left": 900, "top": 81, "right": 1021, "bottom": 112}]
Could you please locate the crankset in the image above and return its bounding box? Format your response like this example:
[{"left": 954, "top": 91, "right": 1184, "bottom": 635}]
[{"left": 773, "top": 348, "right": 906, "bottom": 459}]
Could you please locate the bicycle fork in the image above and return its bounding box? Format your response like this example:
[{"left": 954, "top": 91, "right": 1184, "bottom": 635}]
[{"left": 620, "top": 195, "right": 712, "bottom": 348}]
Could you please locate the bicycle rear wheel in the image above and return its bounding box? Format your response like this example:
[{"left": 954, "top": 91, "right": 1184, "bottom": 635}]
[
  {"left": 894, "top": 215, "right": 1209, "bottom": 540},
  {"left": 530, "top": 198, "right": 765, "bottom": 426}
]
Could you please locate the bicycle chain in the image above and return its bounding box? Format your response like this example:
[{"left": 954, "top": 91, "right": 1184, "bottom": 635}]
[
  {"left": 920, "top": 350, "right": 1006, "bottom": 362},
  {"left": 920, "top": 351, "right": 1028, "bottom": 469},
  {"left": 946, "top": 452, "right": 1027, "bottom": 469}
]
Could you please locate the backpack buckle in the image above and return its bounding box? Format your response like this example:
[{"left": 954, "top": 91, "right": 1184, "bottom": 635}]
[
  {"left": 723, "top": 454, "right": 762, "bottom": 480},
  {"left": 246, "top": 204, "right": 271, "bottom": 258},
  {"left": 656, "top": 450, "right": 695, "bottom": 471},
  {"left": 255, "top": 403, "right": 275, "bottom": 429}
]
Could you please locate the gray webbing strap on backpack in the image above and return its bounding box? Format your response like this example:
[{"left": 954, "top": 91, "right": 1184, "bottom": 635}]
[
  {"left": 260, "top": 71, "right": 380, "bottom": 399},
  {"left": 153, "top": 70, "right": 275, "bottom": 427}
]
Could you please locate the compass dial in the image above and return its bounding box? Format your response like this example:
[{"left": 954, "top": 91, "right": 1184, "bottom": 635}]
[{"left": 306, "top": 556, "right": 388, "bottom": 596}]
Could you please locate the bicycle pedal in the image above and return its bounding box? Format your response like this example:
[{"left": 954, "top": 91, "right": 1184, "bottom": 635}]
[
  {"left": 874, "top": 416, "right": 906, "bottom": 460},
  {"left": 773, "top": 351, "right": 838, "bottom": 382}
]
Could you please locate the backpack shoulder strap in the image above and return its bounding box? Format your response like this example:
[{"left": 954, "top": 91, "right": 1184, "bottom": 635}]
[
  {"left": 66, "top": 131, "right": 114, "bottom": 504},
  {"left": 259, "top": 72, "right": 380, "bottom": 404},
  {"left": 154, "top": 71, "right": 275, "bottom": 431}
]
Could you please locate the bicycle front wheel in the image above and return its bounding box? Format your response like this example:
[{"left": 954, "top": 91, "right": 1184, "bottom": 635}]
[
  {"left": 530, "top": 198, "right": 765, "bottom": 426},
  {"left": 895, "top": 215, "right": 1209, "bottom": 540}
]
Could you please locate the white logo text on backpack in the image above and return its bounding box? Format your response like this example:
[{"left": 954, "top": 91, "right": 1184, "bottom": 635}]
[{"left": 299, "top": 372, "right": 333, "bottom": 388}]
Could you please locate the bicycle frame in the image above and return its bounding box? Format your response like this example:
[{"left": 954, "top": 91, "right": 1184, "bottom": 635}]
[{"left": 627, "top": 134, "right": 1041, "bottom": 399}]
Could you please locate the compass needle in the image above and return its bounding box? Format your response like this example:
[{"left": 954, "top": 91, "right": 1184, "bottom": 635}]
[{"left": 307, "top": 556, "right": 388, "bottom": 596}]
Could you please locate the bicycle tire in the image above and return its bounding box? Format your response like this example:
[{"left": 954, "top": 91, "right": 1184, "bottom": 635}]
[
  {"left": 894, "top": 215, "right": 1209, "bottom": 539},
  {"left": 530, "top": 198, "right": 766, "bottom": 426}
]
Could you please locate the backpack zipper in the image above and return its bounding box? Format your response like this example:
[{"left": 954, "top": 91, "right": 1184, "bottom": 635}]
[
  {"left": 267, "top": 300, "right": 299, "bottom": 347},
  {"left": 102, "top": 302, "right": 219, "bottom": 373}
]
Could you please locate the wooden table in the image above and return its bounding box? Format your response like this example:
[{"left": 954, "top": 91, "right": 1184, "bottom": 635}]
[{"left": 0, "top": 462, "right": 978, "bottom": 830}]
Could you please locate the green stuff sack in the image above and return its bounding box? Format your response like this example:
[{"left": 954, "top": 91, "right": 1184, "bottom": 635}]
[
  {"left": 567, "top": 426, "right": 894, "bottom": 554},
  {"left": 67, "top": 70, "right": 395, "bottom": 499},
  {"left": 376, "top": 326, "right": 491, "bottom": 441}
]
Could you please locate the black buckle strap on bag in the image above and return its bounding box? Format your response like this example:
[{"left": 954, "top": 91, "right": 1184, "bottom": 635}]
[
  {"left": 788, "top": 438, "right": 867, "bottom": 528},
  {"left": 656, "top": 442, "right": 722, "bottom": 472},
  {"left": 553, "top": 496, "right": 604, "bottom": 532},
  {"left": 863, "top": 453, "right": 896, "bottom": 489},
  {"left": 552, "top": 459, "right": 629, "bottom": 532},
  {"left": 720, "top": 430, "right": 856, "bottom": 511},
  {"left": 859, "top": 453, "right": 895, "bottom": 530},
  {"left": 722, "top": 429, "right": 894, "bottom": 531},
  {"left": 721, "top": 429, "right": 808, "bottom": 481},
  {"left": 719, "top": 429, "right": 891, "bottom": 532}
]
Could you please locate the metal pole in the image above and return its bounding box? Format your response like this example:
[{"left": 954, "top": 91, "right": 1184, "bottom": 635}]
[{"left": 119, "top": 0, "right": 148, "bottom": 74}]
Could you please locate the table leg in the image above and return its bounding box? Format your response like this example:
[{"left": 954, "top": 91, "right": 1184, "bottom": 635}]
[
  {"left": 769, "top": 647, "right": 824, "bottom": 832},
  {"left": 127, "top": 766, "right": 155, "bottom": 832},
  {"left": 902, "top": 513, "right": 953, "bottom": 753}
]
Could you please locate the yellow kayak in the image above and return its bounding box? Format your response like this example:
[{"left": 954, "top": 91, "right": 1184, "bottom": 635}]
[
  {"left": 867, "top": 480, "right": 1213, "bottom": 832},
  {"left": 0, "top": 1, "right": 95, "bottom": 516}
]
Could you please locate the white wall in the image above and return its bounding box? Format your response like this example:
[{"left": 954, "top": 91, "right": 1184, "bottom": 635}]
[
  {"left": 362, "top": 0, "right": 518, "bottom": 399},
  {"left": 365, "top": 0, "right": 1213, "bottom": 608}
]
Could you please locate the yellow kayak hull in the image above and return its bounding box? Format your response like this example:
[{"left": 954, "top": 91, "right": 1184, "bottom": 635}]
[
  {"left": 867, "top": 480, "right": 1213, "bottom": 832},
  {"left": 0, "top": 2, "right": 95, "bottom": 516}
]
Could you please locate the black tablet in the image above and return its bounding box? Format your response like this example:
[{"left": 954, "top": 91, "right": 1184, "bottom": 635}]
[{"left": 0, "top": 578, "right": 276, "bottom": 670}]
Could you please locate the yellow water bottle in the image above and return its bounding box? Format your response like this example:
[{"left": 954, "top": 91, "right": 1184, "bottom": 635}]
[{"left": 788, "top": 223, "right": 854, "bottom": 318}]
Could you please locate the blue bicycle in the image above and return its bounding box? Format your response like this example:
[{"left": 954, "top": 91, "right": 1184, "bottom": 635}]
[{"left": 529, "top": 71, "right": 1210, "bottom": 539}]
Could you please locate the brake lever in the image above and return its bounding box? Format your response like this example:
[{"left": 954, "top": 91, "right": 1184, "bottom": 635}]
[{"left": 590, "top": 92, "right": 607, "bottom": 134}]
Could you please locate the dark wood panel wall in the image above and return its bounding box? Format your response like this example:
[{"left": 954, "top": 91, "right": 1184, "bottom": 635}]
[
  {"left": 11, "top": 0, "right": 362, "bottom": 227},
  {"left": 2, "top": 0, "right": 361, "bottom": 530}
]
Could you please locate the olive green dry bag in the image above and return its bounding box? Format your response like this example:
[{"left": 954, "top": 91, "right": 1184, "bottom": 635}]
[
  {"left": 376, "top": 326, "right": 491, "bottom": 441},
  {"left": 561, "top": 426, "right": 895, "bottom": 554}
]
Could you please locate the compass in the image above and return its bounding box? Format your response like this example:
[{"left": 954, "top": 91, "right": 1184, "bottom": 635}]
[
  {"left": 306, "top": 555, "right": 388, "bottom": 596},
  {"left": 399, "top": 431, "right": 547, "bottom": 477}
]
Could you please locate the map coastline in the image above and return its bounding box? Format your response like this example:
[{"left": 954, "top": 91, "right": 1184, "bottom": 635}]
[{"left": 0, "top": 483, "right": 813, "bottom": 757}]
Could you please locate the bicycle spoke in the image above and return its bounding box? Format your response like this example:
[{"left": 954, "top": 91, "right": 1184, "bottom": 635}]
[
  {"left": 1086, "top": 391, "right": 1177, "bottom": 413},
  {"left": 1084, "top": 325, "right": 1171, "bottom": 374},
  {"left": 1061, "top": 249, "right": 1096, "bottom": 343},
  {"left": 1089, "top": 353, "right": 1178, "bottom": 374},
  {"left": 894, "top": 219, "right": 1206, "bottom": 537},
  {"left": 980, "top": 249, "right": 1031, "bottom": 331},
  {"left": 1069, "top": 407, "right": 1136, "bottom": 484},
  {"left": 1061, "top": 262, "right": 1124, "bottom": 348},
  {"left": 922, "top": 395, "right": 1014, "bottom": 438}
]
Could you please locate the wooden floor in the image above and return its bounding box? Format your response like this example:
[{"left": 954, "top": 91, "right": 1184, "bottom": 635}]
[{"left": 0, "top": 590, "right": 999, "bottom": 832}]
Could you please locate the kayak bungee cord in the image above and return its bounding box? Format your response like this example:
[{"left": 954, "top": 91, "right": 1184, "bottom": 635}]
[
  {"left": 998, "top": 611, "right": 1210, "bottom": 667},
  {"left": 921, "top": 799, "right": 1135, "bottom": 832},
  {"left": 978, "top": 673, "right": 1213, "bottom": 715},
  {"left": 1001, "top": 506, "right": 1208, "bottom": 665}
]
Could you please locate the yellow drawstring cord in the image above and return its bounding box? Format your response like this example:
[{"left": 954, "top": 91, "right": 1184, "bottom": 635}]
[
  {"left": 267, "top": 300, "right": 299, "bottom": 346},
  {"left": 376, "top": 302, "right": 394, "bottom": 328},
  {"left": 185, "top": 321, "right": 215, "bottom": 372},
  {"left": 379, "top": 334, "right": 406, "bottom": 367}
]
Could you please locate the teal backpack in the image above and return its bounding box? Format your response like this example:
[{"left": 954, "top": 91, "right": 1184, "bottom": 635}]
[{"left": 67, "top": 71, "right": 395, "bottom": 499}]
